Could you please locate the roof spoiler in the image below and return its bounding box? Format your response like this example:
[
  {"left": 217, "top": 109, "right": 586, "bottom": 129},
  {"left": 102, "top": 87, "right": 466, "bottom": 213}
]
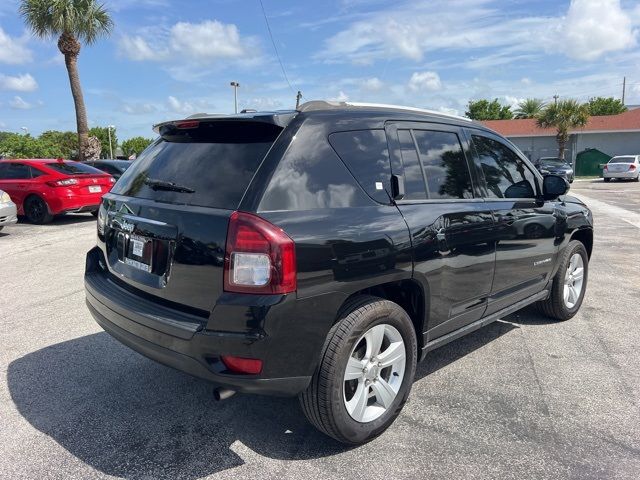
[{"left": 153, "top": 111, "right": 298, "bottom": 134}]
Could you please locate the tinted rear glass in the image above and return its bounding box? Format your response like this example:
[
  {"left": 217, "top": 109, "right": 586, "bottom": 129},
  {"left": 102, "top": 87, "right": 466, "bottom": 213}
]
[
  {"left": 46, "top": 161, "right": 105, "bottom": 175},
  {"left": 329, "top": 129, "right": 391, "bottom": 203},
  {"left": 111, "top": 121, "right": 281, "bottom": 210}
]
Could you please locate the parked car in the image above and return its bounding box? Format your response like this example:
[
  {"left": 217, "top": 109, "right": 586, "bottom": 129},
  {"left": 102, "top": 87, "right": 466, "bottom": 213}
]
[
  {"left": 85, "top": 101, "right": 593, "bottom": 445},
  {"left": 0, "top": 189, "right": 18, "bottom": 232},
  {"left": 603, "top": 155, "right": 639, "bottom": 182},
  {"left": 85, "top": 160, "right": 133, "bottom": 180},
  {"left": 534, "top": 157, "right": 574, "bottom": 183},
  {"left": 0, "top": 159, "right": 115, "bottom": 224}
]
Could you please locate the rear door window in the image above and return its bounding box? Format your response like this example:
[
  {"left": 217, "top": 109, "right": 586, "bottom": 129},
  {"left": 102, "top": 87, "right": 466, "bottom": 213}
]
[
  {"left": 471, "top": 135, "right": 537, "bottom": 199},
  {"left": 397, "top": 130, "right": 427, "bottom": 200},
  {"left": 412, "top": 130, "right": 473, "bottom": 200},
  {"left": 329, "top": 129, "right": 391, "bottom": 203},
  {"left": 112, "top": 121, "right": 282, "bottom": 210}
]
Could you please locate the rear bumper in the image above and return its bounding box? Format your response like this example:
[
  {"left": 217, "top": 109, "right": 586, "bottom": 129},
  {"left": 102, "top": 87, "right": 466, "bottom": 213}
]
[
  {"left": 603, "top": 171, "right": 638, "bottom": 179},
  {"left": 84, "top": 247, "right": 317, "bottom": 396},
  {"left": 47, "top": 193, "right": 103, "bottom": 215},
  {"left": 0, "top": 202, "right": 18, "bottom": 226}
]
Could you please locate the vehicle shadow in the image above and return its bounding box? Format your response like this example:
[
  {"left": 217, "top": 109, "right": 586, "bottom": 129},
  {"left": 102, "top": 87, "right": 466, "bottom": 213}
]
[
  {"left": 7, "top": 317, "right": 528, "bottom": 478},
  {"left": 14, "top": 214, "right": 96, "bottom": 227},
  {"left": 416, "top": 319, "right": 517, "bottom": 380}
]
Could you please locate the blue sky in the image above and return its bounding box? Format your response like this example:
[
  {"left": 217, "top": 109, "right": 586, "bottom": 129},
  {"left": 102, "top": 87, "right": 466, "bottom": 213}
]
[{"left": 1, "top": 0, "right": 640, "bottom": 140}]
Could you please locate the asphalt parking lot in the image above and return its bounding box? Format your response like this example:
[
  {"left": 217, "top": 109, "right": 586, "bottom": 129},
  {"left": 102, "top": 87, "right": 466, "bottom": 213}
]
[{"left": 1, "top": 180, "right": 639, "bottom": 480}]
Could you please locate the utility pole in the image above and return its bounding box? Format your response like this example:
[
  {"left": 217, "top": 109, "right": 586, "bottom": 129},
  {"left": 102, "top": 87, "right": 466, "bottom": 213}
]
[
  {"left": 622, "top": 76, "right": 626, "bottom": 105},
  {"left": 295, "top": 91, "right": 302, "bottom": 109},
  {"left": 230, "top": 81, "right": 240, "bottom": 113},
  {"left": 553, "top": 94, "right": 559, "bottom": 105}
]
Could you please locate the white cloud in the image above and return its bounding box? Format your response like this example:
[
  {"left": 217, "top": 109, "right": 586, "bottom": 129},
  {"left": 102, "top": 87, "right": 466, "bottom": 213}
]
[
  {"left": 170, "top": 21, "right": 249, "bottom": 60},
  {"left": 558, "top": 0, "right": 637, "bottom": 61},
  {"left": 0, "top": 27, "right": 32, "bottom": 64},
  {"left": 9, "top": 96, "right": 35, "bottom": 110},
  {"left": 0, "top": 73, "right": 38, "bottom": 92},
  {"left": 408, "top": 71, "right": 441, "bottom": 92},
  {"left": 118, "top": 35, "right": 166, "bottom": 61},
  {"left": 119, "top": 19, "right": 260, "bottom": 70},
  {"left": 166, "top": 96, "right": 216, "bottom": 115},
  {"left": 329, "top": 91, "right": 349, "bottom": 102},
  {"left": 317, "top": 0, "right": 638, "bottom": 65},
  {"left": 122, "top": 102, "right": 157, "bottom": 115},
  {"left": 361, "top": 77, "right": 384, "bottom": 91}
]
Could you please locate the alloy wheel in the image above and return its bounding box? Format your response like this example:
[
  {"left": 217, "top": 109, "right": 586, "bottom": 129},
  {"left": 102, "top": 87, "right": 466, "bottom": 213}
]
[
  {"left": 564, "top": 253, "right": 584, "bottom": 309},
  {"left": 343, "top": 323, "right": 406, "bottom": 423}
]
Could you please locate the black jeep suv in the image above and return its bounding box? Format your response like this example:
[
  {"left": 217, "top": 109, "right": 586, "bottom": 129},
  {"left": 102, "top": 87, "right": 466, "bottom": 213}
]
[{"left": 85, "top": 101, "right": 593, "bottom": 444}]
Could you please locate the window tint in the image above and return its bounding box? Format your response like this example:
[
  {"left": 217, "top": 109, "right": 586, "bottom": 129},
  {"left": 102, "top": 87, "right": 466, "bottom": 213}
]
[
  {"left": 413, "top": 130, "right": 473, "bottom": 200},
  {"left": 472, "top": 135, "right": 536, "bottom": 199},
  {"left": 112, "top": 122, "right": 282, "bottom": 210},
  {"left": 46, "top": 161, "right": 105, "bottom": 175},
  {"left": 0, "top": 163, "right": 31, "bottom": 179},
  {"left": 259, "top": 125, "right": 368, "bottom": 211},
  {"left": 397, "top": 129, "right": 427, "bottom": 200},
  {"left": 30, "top": 166, "right": 45, "bottom": 178},
  {"left": 329, "top": 129, "right": 390, "bottom": 203}
]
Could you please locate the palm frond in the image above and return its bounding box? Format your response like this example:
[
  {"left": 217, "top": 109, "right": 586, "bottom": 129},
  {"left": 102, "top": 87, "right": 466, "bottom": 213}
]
[{"left": 19, "top": 0, "right": 113, "bottom": 44}]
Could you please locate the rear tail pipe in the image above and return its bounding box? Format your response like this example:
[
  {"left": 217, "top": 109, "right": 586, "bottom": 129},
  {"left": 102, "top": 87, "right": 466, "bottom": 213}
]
[{"left": 213, "top": 387, "right": 236, "bottom": 401}]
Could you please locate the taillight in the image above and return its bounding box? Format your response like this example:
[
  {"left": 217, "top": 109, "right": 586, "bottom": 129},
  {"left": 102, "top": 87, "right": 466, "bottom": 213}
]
[
  {"left": 109, "top": 176, "right": 116, "bottom": 183},
  {"left": 221, "top": 355, "right": 263, "bottom": 375},
  {"left": 603, "top": 165, "right": 608, "bottom": 170},
  {"left": 47, "top": 178, "right": 78, "bottom": 187},
  {"left": 629, "top": 164, "right": 636, "bottom": 171},
  {"left": 224, "top": 211, "right": 296, "bottom": 294}
]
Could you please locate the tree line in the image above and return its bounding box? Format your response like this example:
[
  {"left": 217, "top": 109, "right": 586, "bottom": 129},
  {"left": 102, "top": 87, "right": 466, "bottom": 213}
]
[
  {"left": 0, "top": 129, "right": 153, "bottom": 160},
  {"left": 466, "top": 96, "right": 627, "bottom": 121},
  {"left": 465, "top": 96, "right": 627, "bottom": 160}
]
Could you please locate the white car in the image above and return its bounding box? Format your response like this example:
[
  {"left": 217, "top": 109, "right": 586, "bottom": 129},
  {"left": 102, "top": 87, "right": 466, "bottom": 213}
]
[
  {"left": 0, "top": 189, "right": 18, "bottom": 232},
  {"left": 603, "top": 155, "right": 640, "bottom": 182}
]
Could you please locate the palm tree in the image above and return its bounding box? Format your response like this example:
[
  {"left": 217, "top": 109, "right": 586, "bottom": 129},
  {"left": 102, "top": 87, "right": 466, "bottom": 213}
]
[
  {"left": 514, "top": 98, "right": 545, "bottom": 119},
  {"left": 536, "top": 99, "right": 589, "bottom": 160},
  {"left": 20, "top": 0, "right": 113, "bottom": 160}
]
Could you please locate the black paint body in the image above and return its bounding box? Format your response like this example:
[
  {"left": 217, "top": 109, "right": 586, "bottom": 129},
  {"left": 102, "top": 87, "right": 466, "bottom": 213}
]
[{"left": 85, "top": 106, "right": 594, "bottom": 396}]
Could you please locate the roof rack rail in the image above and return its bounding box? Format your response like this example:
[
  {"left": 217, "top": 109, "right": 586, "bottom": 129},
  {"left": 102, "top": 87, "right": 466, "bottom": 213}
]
[{"left": 297, "top": 100, "right": 472, "bottom": 122}]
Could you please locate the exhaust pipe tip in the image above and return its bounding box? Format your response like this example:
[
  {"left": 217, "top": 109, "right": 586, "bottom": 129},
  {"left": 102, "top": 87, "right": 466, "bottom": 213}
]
[{"left": 214, "top": 387, "right": 236, "bottom": 401}]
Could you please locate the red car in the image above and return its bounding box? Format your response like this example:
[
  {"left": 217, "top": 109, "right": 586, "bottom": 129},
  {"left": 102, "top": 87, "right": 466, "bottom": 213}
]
[{"left": 0, "top": 159, "right": 115, "bottom": 224}]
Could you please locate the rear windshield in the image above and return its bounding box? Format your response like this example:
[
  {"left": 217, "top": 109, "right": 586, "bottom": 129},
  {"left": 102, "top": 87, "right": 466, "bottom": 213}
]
[
  {"left": 111, "top": 121, "right": 282, "bottom": 210},
  {"left": 609, "top": 156, "right": 635, "bottom": 163},
  {"left": 46, "top": 161, "right": 105, "bottom": 175}
]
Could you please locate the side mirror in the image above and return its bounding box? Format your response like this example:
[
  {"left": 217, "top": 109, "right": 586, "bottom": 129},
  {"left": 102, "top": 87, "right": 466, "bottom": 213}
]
[{"left": 543, "top": 174, "right": 569, "bottom": 200}]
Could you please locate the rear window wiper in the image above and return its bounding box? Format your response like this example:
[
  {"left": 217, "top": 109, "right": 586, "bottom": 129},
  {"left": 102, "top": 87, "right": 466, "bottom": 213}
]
[{"left": 144, "top": 178, "right": 195, "bottom": 193}]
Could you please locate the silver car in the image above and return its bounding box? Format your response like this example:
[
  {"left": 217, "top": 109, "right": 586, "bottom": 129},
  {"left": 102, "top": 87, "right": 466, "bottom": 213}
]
[
  {"left": 603, "top": 155, "right": 640, "bottom": 182},
  {"left": 0, "top": 189, "right": 18, "bottom": 232}
]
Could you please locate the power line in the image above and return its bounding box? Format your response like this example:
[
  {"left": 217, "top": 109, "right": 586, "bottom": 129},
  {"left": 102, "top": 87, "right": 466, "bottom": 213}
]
[{"left": 258, "top": 0, "right": 295, "bottom": 95}]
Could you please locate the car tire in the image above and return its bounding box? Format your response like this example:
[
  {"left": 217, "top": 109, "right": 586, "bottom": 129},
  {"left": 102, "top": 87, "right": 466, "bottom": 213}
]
[
  {"left": 299, "top": 295, "right": 417, "bottom": 445},
  {"left": 603, "top": 177, "right": 610, "bottom": 182},
  {"left": 536, "top": 240, "right": 588, "bottom": 321},
  {"left": 24, "top": 195, "right": 53, "bottom": 224},
  {"left": 634, "top": 175, "right": 639, "bottom": 182}
]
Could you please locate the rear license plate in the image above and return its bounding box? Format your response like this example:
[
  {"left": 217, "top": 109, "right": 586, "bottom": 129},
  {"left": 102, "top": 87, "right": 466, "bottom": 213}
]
[
  {"left": 124, "top": 235, "right": 152, "bottom": 272},
  {"left": 89, "top": 185, "right": 101, "bottom": 193}
]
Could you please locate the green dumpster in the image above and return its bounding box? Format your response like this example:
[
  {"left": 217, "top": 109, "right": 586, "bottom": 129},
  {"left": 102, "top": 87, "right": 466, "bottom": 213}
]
[{"left": 576, "top": 148, "right": 611, "bottom": 177}]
